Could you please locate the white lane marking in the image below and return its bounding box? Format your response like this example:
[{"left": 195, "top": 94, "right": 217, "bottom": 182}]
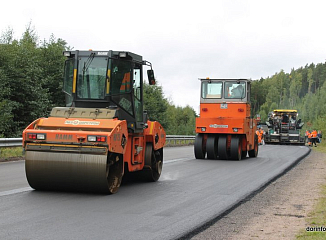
[
  {"left": 0, "top": 187, "right": 32, "bottom": 197},
  {"left": 164, "top": 158, "right": 193, "bottom": 164}
]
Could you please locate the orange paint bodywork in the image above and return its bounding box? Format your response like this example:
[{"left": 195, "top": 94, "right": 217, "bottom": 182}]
[
  {"left": 23, "top": 117, "right": 166, "bottom": 174},
  {"left": 196, "top": 102, "right": 257, "bottom": 151},
  {"left": 123, "top": 120, "right": 166, "bottom": 172}
]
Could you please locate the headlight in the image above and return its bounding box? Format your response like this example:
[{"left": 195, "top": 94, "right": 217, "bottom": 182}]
[
  {"left": 119, "top": 52, "right": 127, "bottom": 58},
  {"left": 37, "top": 134, "right": 46, "bottom": 140},
  {"left": 88, "top": 135, "right": 106, "bottom": 142},
  {"left": 63, "top": 51, "right": 71, "bottom": 57},
  {"left": 233, "top": 128, "right": 238, "bottom": 132},
  {"left": 201, "top": 127, "right": 206, "bottom": 132},
  {"left": 87, "top": 136, "right": 97, "bottom": 142},
  {"left": 28, "top": 133, "right": 46, "bottom": 140}
]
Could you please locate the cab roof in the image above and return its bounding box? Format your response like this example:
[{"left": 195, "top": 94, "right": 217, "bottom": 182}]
[
  {"left": 63, "top": 50, "right": 143, "bottom": 62},
  {"left": 273, "top": 109, "right": 297, "bottom": 113},
  {"left": 199, "top": 78, "right": 251, "bottom": 82}
]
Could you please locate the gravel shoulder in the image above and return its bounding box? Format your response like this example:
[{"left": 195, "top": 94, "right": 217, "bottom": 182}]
[
  {"left": 191, "top": 149, "right": 326, "bottom": 240},
  {"left": 0, "top": 156, "right": 24, "bottom": 162}
]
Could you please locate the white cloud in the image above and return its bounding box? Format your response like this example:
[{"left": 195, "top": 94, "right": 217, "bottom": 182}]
[{"left": 1, "top": 0, "right": 326, "bottom": 113}]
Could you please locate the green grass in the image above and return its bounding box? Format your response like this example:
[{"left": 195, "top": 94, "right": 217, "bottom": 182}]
[
  {"left": 165, "top": 140, "right": 194, "bottom": 147},
  {"left": 0, "top": 147, "right": 24, "bottom": 160},
  {"left": 296, "top": 141, "right": 326, "bottom": 239},
  {"left": 315, "top": 141, "right": 326, "bottom": 153}
]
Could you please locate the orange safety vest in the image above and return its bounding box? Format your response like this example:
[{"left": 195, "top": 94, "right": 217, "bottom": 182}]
[
  {"left": 120, "top": 72, "right": 131, "bottom": 91},
  {"left": 307, "top": 132, "right": 311, "bottom": 143},
  {"left": 312, "top": 130, "right": 317, "bottom": 138},
  {"left": 256, "top": 130, "right": 262, "bottom": 143},
  {"left": 226, "top": 86, "right": 231, "bottom": 97}
]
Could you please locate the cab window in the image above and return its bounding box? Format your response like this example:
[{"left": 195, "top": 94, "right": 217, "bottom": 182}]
[
  {"left": 110, "top": 59, "right": 132, "bottom": 94},
  {"left": 201, "top": 82, "right": 223, "bottom": 99},
  {"left": 224, "top": 81, "right": 246, "bottom": 99}
]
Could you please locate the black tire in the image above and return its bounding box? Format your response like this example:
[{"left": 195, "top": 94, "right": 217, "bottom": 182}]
[
  {"left": 143, "top": 144, "right": 163, "bottom": 182},
  {"left": 218, "top": 135, "right": 229, "bottom": 160},
  {"left": 230, "top": 135, "right": 242, "bottom": 161},
  {"left": 206, "top": 135, "right": 218, "bottom": 159},
  {"left": 241, "top": 150, "right": 247, "bottom": 159},
  {"left": 107, "top": 154, "right": 123, "bottom": 194},
  {"left": 194, "top": 134, "right": 206, "bottom": 159},
  {"left": 248, "top": 134, "right": 259, "bottom": 158}
]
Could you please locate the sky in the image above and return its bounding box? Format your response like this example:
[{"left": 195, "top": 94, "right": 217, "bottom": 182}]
[{"left": 1, "top": 0, "right": 326, "bottom": 113}]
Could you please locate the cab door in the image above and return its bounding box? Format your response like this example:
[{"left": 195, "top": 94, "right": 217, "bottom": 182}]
[{"left": 133, "top": 63, "right": 144, "bottom": 131}]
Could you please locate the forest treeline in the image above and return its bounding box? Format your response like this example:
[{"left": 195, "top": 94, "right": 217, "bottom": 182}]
[
  {"left": 1, "top": 26, "right": 325, "bottom": 138},
  {"left": 251, "top": 63, "right": 326, "bottom": 134},
  {"left": 0, "top": 27, "right": 196, "bottom": 137}
]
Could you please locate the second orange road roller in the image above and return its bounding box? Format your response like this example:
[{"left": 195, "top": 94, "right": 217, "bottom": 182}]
[
  {"left": 194, "top": 78, "right": 259, "bottom": 160},
  {"left": 22, "top": 50, "right": 165, "bottom": 194}
]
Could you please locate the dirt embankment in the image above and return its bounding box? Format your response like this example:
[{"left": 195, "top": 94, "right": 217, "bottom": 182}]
[{"left": 192, "top": 150, "right": 326, "bottom": 240}]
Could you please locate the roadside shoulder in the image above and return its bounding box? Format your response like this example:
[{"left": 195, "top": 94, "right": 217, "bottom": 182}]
[{"left": 191, "top": 150, "right": 326, "bottom": 240}]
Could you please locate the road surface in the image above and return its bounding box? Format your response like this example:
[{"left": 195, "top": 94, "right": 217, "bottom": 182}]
[{"left": 0, "top": 145, "right": 309, "bottom": 240}]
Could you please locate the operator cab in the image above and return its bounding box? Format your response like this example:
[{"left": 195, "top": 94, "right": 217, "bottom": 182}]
[
  {"left": 62, "top": 50, "right": 155, "bottom": 132},
  {"left": 200, "top": 79, "right": 251, "bottom": 103}
]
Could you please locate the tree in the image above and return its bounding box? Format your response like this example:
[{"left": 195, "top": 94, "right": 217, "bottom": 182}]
[
  {"left": 307, "top": 68, "right": 313, "bottom": 93},
  {"left": 251, "top": 61, "right": 326, "bottom": 135},
  {"left": 143, "top": 83, "right": 196, "bottom": 135},
  {"left": 0, "top": 25, "right": 68, "bottom": 137},
  {"left": 39, "top": 35, "right": 67, "bottom": 107},
  {"left": 143, "top": 83, "right": 169, "bottom": 130},
  {"left": 289, "top": 72, "right": 302, "bottom": 107}
]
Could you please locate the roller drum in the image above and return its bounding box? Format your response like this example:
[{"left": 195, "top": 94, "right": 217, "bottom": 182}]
[{"left": 25, "top": 151, "right": 110, "bottom": 193}]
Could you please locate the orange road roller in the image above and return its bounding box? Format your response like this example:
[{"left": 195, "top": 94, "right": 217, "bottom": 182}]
[
  {"left": 195, "top": 78, "right": 258, "bottom": 160},
  {"left": 23, "top": 50, "right": 165, "bottom": 194}
]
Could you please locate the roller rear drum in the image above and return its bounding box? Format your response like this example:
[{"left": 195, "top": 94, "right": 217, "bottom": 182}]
[{"left": 25, "top": 151, "right": 122, "bottom": 194}]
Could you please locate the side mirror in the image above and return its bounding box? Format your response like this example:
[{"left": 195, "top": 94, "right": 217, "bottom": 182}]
[{"left": 147, "top": 69, "right": 156, "bottom": 85}]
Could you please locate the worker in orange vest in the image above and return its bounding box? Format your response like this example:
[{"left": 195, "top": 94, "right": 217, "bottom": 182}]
[
  {"left": 120, "top": 72, "right": 131, "bottom": 92},
  {"left": 256, "top": 127, "right": 262, "bottom": 145},
  {"left": 259, "top": 128, "right": 265, "bottom": 145},
  {"left": 307, "top": 130, "right": 312, "bottom": 146},
  {"left": 305, "top": 130, "right": 310, "bottom": 143},
  {"left": 311, "top": 130, "right": 318, "bottom": 147}
]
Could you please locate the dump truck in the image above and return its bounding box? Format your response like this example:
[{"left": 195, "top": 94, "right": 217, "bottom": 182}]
[
  {"left": 194, "top": 79, "right": 258, "bottom": 160},
  {"left": 265, "top": 109, "right": 304, "bottom": 145},
  {"left": 22, "top": 50, "right": 166, "bottom": 194}
]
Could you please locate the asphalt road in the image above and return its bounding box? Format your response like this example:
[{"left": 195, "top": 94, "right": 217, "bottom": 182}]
[{"left": 0, "top": 145, "right": 309, "bottom": 240}]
